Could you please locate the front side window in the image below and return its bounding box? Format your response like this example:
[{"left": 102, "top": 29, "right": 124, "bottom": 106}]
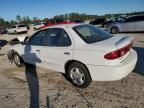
[
  {"left": 73, "top": 24, "right": 112, "bottom": 43},
  {"left": 45, "top": 28, "right": 71, "bottom": 46},
  {"left": 29, "top": 30, "right": 46, "bottom": 46},
  {"left": 125, "top": 17, "right": 133, "bottom": 22}
]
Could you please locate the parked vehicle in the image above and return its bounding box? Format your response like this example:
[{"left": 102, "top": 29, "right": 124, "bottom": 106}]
[
  {"left": 0, "top": 27, "right": 7, "bottom": 34},
  {"left": 89, "top": 18, "right": 106, "bottom": 27},
  {"left": 70, "top": 19, "right": 84, "bottom": 23},
  {"left": 40, "top": 19, "right": 75, "bottom": 29},
  {"left": 108, "top": 15, "right": 144, "bottom": 34},
  {"left": 7, "top": 24, "right": 137, "bottom": 88},
  {"left": 104, "top": 17, "right": 126, "bottom": 28},
  {"left": 7, "top": 24, "right": 28, "bottom": 34},
  {"left": 33, "top": 22, "right": 45, "bottom": 30}
]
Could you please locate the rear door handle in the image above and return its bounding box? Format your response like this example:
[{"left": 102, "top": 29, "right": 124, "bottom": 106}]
[
  {"left": 64, "top": 52, "right": 70, "bottom": 55},
  {"left": 36, "top": 49, "right": 40, "bottom": 52}
]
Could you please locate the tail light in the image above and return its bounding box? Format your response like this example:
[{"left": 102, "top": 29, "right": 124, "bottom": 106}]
[{"left": 104, "top": 42, "right": 133, "bottom": 60}]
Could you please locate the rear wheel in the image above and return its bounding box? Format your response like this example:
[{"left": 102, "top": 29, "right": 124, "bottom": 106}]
[
  {"left": 66, "top": 62, "right": 92, "bottom": 88},
  {"left": 13, "top": 53, "right": 23, "bottom": 67},
  {"left": 111, "top": 27, "right": 119, "bottom": 34}
]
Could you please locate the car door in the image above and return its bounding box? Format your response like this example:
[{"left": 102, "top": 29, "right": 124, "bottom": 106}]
[
  {"left": 40, "top": 28, "right": 74, "bottom": 73},
  {"left": 119, "top": 17, "right": 135, "bottom": 32},
  {"left": 23, "top": 30, "right": 47, "bottom": 65},
  {"left": 134, "top": 16, "right": 144, "bottom": 31}
]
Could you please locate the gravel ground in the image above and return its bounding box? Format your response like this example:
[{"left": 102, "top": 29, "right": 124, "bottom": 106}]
[{"left": 0, "top": 31, "right": 144, "bottom": 108}]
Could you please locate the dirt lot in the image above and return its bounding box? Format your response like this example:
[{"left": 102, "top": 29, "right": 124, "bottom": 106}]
[{"left": 0, "top": 31, "right": 144, "bottom": 108}]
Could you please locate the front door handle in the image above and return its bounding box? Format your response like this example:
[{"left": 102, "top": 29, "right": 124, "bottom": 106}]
[
  {"left": 36, "top": 49, "right": 40, "bottom": 52},
  {"left": 64, "top": 52, "right": 70, "bottom": 55}
]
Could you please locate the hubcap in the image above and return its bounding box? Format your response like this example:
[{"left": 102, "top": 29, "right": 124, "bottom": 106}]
[
  {"left": 14, "top": 55, "right": 20, "bottom": 65},
  {"left": 112, "top": 28, "right": 117, "bottom": 34},
  {"left": 70, "top": 67, "right": 85, "bottom": 85}
]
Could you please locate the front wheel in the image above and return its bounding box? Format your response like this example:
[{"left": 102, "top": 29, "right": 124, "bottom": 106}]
[
  {"left": 67, "top": 62, "right": 92, "bottom": 88},
  {"left": 111, "top": 27, "right": 119, "bottom": 34},
  {"left": 13, "top": 53, "right": 24, "bottom": 67}
]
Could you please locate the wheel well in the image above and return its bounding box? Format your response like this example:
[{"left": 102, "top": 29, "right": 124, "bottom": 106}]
[
  {"left": 12, "top": 50, "right": 24, "bottom": 62},
  {"left": 65, "top": 60, "right": 92, "bottom": 79}
]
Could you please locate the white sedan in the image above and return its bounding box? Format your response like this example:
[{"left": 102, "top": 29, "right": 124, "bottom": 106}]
[
  {"left": 7, "top": 24, "right": 137, "bottom": 88},
  {"left": 7, "top": 24, "right": 28, "bottom": 34}
]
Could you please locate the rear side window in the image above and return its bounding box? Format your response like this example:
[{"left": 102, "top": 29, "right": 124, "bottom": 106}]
[
  {"left": 18, "top": 25, "right": 26, "bottom": 27},
  {"left": 45, "top": 28, "right": 71, "bottom": 47},
  {"left": 73, "top": 24, "right": 112, "bottom": 43}
]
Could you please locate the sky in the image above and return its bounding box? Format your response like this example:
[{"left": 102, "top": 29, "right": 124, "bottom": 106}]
[{"left": 0, "top": 0, "right": 144, "bottom": 21}]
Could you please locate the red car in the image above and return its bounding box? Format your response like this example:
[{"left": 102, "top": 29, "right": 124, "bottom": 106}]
[{"left": 40, "top": 20, "right": 75, "bottom": 29}]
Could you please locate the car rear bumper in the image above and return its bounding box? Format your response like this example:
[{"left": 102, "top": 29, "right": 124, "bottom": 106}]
[{"left": 87, "top": 49, "right": 137, "bottom": 81}]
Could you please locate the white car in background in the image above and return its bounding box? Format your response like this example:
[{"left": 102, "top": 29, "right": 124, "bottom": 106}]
[
  {"left": 7, "top": 24, "right": 28, "bottom": 34},
  {"left": 108, "top": 15, "right": 144, "bottom": 34},
  {"left": 33, "top": 22, "right": 45, "bottom": 30},
  {"left": 7, "top": 24, "right": 137, "bottom": 88}
]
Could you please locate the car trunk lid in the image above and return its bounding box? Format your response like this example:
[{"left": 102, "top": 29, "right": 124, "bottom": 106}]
[{"left": 90, "top": 35, "right": 133, "bottom": 62}]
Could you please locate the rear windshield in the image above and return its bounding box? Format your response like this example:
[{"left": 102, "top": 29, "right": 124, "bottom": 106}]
[
  {"left": 18, "top": 25, "right": 26, "bottom": 27},
  {"left": 73, "top": 24, "right": 112, "bottom": 43},
  {"left": 11, "top": 26, "right": 16, "bottom": 28}
]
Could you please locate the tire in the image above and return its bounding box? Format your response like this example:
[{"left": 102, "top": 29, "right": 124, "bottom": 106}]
[
  {"left": 66, "top": 62, "right": 92, "bottom": 88},
  {"left": 7, "top": 31, "right": 10, "bottom": 35},
  {"left": 14, "top": 31, "right": 18, "bottom": 35},
  {"left": 111, "top": 26, "right": 119, "bottom": 34},
  {"left": 13, "top": 52, "right": 24, "bottom": 67}
]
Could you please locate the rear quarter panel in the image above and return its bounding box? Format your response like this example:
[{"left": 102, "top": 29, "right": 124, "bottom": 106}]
[{"left": 73, "top": 49, "right": 107, "bottom": 66}]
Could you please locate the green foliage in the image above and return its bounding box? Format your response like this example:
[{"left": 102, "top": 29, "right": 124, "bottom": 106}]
[
  {"left": 0, "top": 18, "right": 5, "bottom": 27},
  {"left": 0, "top": 11, "right": 144, "bottom": 28},
  {"left": 53, "top": 13, "right": 98, "bottom": 21}
]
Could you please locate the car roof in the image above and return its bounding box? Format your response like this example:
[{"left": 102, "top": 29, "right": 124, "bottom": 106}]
[{"left": 41, "top": 23, "right": 83, "bottom": 30}]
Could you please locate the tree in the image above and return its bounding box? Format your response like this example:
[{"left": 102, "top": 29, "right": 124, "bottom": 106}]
[
  {"left": 10, "top": 20, "right": 17, "bottom": 25},
  {"left": 0, "top": 18, "right": 5, "bottom": 27},
  {"left": 16, "top": 15, "right": 22, "bottom": 23},
  {"left": 21, "top": 16, "right": 31, "bottom": 25},
  {"left": 33, "top": 17, "right": 38, "bottom": 22}
]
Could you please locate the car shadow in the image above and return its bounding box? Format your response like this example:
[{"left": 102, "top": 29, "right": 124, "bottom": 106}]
[
  {"left": 133, "top": 47, "right": 144, "bottom": 76},
  {"left": 23, "top": 45, "right": 50, "bottom": 108},
  {"left": 75, "top": 87, "right": 94, "bottom": 108}
]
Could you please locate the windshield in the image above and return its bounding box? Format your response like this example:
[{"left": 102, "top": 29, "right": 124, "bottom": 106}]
[
  {"left": 73, "top": 24, "right": 112, "bottom": 43},
  {"left": 11, "top": 26, "right": 16, "bottom": 28}
]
